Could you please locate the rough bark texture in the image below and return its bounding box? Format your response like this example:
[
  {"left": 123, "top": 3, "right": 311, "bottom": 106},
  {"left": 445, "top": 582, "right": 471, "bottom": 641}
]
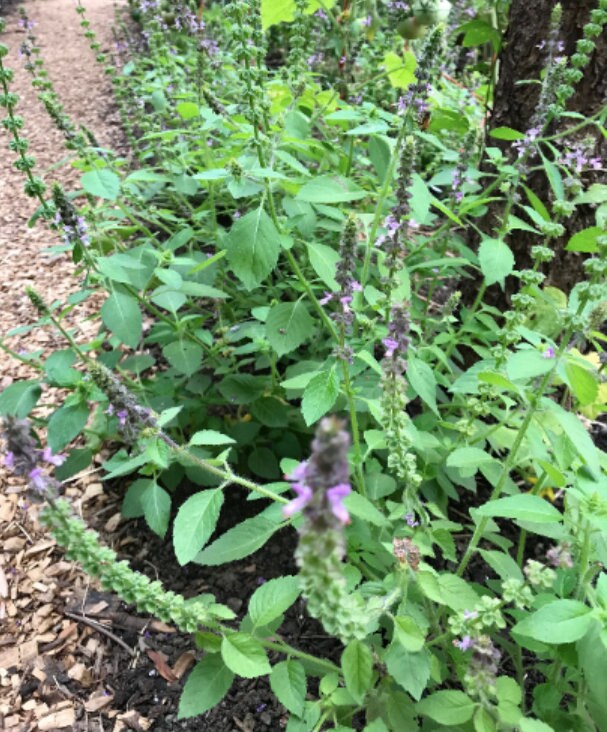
[{"left": 468, "top": 0, "right": 607, "bottom": 302}]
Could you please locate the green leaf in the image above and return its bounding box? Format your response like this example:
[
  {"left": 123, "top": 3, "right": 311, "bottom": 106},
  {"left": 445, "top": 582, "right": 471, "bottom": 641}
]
[
  {"left": 479, "top": 549, "right": 523, "bottom": 581},
  {"left": 513, "top": 599, "right": 592, "bottom": 644},
  {"left": 143, "top": 481, "right": 171, "bottom": 539},
  {"left": 261, "top": 0, "right": 337, "bottom": 28},
  {"left": 0, "top": 381, "right": 41, "bottom": 418},
  {"left": 195, "top": 514, "right": 280, "bottom": 565},
  {"left": 47, "top": 401, "right": 89, "bottom": 453},
  {"left": 416, "top": 690, "right": 475, "bottom": 725},
  {"left": 519, "top": 720, "right": 556, "bottom": 732},
  {"left": 100, "top": 287, "right": 142, "bottom": 348},
  {"left": 342, "top": 640, "right": 373, "bottom": 704},
  {"left": 488, "top": 127, "right": 525, "bottom": 141},
  {"left": 476, "top": 495, "right": 562, "bottom": 524},
  {"left": 269, "top": 660, "right": 307, "bottom": 717},
  {"left": 173, "top": 489, "right": 224, "bottom": 565},
  {"left": 44, "top": 350, "right": 80, "bottom": 387},
  {"left": 406, "top": 356, "right": 439, "bottom": 416},
  {"left": 447, "top": 447, "right": 495, "bottom": 476},
  {"left": 249, "top": 576, "right": 300, "bottom": 628},
  {"left": 221, "top": 632, "right": 271, "bottom": 678},
  {"left": 565, "top": 361, "right": 598, "bottom": 406},
  {"left": 189, "top": 430, "right": 236, "bottom": 446},
  {"left": 506, "top": 349, "right": 555, "bottom": 381},
  {"left": 408, "top": 174, "right": 431, "bottom": 224},
  {"left": 543, "top": 400, "right": 600, "bottom": 476},
  {"left": 384, "top": 645, "right": 430, "bottom": 701},
  {"left": 478, "top": 238, "right": 515, "bottom": 287},
  {"left": 162, "top": 340, "right": 203, "bottom": 377},
  {"left": 566, "top": 226, "right": 603, "bottom": 253},
  {"left": 301, "top": 367, "right": 340, "bottom": 426},
  {"left": 344, "top": 492, "right": 387, "bottom": 527},
  {"left": 81, "top": 168, "right": 120, "bottom": 200},
  {"left": 392, "top": 616, "right": 426, "bottom": 652},
  {"left": 416, "top": 571, "right": 480, "bottom": 611},
  {"left": 122, "top": 478, "right": 152, "bottom": 519},
  {"left": 306, "top": 241, "right": 339, "bottom": 290},
  {"left": 265, "top": 301, "right": 314, "bottom": 356},
  {"left": 226, "top": 207, "right": 281, "bottom": 290},
  {"left": 295, "top": 175, "right": 367, "bottom": 203},
  {"left": 383, "top": 50, "right": 417, "bottom": 89},
  {"left": 177, "top": 655, "right": 234, "bottom": 719},
  {"left": 218, "top": 374, "right": 267, "bottom": 404}
]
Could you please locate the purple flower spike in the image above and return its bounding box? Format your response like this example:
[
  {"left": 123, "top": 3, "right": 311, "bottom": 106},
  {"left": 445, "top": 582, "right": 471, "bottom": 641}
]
[
  {"left": 327, "top": 483, "right": 352, "bottom": 525},
  {"left": 283, "top": 482, "right": 313, "bottom": 518}
]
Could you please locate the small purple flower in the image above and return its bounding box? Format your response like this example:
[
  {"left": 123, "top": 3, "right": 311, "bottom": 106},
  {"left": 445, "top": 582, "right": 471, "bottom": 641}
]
[
  {"left": 319, "top": 292, "right": 334, "bottom": 306},
  {"left": 42, "top": 447, "right": 66, "bottom": 467},
  {"left": 541, "top": 346, "right": 555, "bottom": 359},
  {"left": 463, "top": 609, "right": 478, "bottom": 621},
  {"left": 454, "top": 635, "right": 474, "bottom": 651},
  {"left": 362, "top": 14, "right": 373, "bottom": 27},
  {"left": 326, "top": 483, "right": 351, "bottom": 525},
  {"left": 4, "top": 451, "right": 15, "bottom": 470},
  {"left": 117, "top": 409, "right": 128, "bottom": 426},
  {"left": 404, "top": 512, "right": 419, "bottom": 528},
  {"left": 383, "top": 338, "right": 399, "bottom": 359},
  {"left": 28, "top": 467, "right": 47, "bottom": 493},
  {"left": 283, "top": 481, "right": 313, "bottom": 518}
]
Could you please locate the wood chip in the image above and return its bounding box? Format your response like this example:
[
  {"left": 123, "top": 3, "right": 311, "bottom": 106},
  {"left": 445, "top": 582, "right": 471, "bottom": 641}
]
[{"left": 38, "top": 703, "right": 76, "bottom": 730}]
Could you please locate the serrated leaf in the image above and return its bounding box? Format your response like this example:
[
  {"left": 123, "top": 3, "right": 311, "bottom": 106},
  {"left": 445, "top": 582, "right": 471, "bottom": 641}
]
[
  {"left": 189, "top": 430, "right": 236, "bottom": 446},
  {"left": 194, "top": 514, "right": 280, "bottom": 565},
  {"left": 407, "top": 357, "right": 438, "bottom": 416},
  {"left": 489, "top": 126, "right": 525, "bottom": 141},
  {"left": 0, "top": 381, "right": 41, "bottom": 418},
  {"left": 513, "top": 599, "right": 592, "bottom": 644},
  {"left": 221, "top": 632, "right": 271, "bottom": 678},
  {"left": 566, "top": 226, "right": 603, "bottom": 253},
  {"left": 476, "top": 495, "right": 562, "bottom": 524},
  {"left": 249, "top": 576, "right": 300, "bottom": 628},
  {"left": 306, "top": 241, "right": 339, "bottom": 289},
  {"left": 383, "top": 50, "right": 416, "bottom": 89},
  {"left": 81, "top": 168, "right": 120, "bottom": 200},
  {"left": 269, "top": 660, "right": 306, "bottom": 717},
  {"left": 342, "top": 640, "right": 373, "bottom": 704},
  {"left": 416, "top": 690, "right": 475, "bottom": 724},
  {"left": 295, "top": 175, "right": 366, "bottom": 203},
  {"left": 384, "top": 645, "right": 430, "bottom": 701},
  {"left": 478, "top": 237, "right": 514, "bottom": 287},
  {"left": 393, "top": 616, "right": 426, "bottom": 652},
  {"left": 261, "top": 0, "right": 337, "bottom": 28},
  {"left": 173, "top": 489, "right": 224, "bottom": 565},
  {"left": 177, "top": 655, "right": 234, "bottom": 719},
  {"left": 47, "top": 401, "right": 89, "bottom": 453},
  {"left": 162, "top": 339, "right": 203, "bottom": 377},
  {"left": 226, "top": 207, "right": 281, "bottom": 290},
  {"left": 265, "top": 301, "right": 314, "bottom": 356},
  {"left": 100, "top": 287, "right": 142, "bottom": 348},
  {"left": 143, "top": 481, "right": 171, "bottom": 539},
  {"left": 301, "top": 368, "right": 340, "bottom": 425}
]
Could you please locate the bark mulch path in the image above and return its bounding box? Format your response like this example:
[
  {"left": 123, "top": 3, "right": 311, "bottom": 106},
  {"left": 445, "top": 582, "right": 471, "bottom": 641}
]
[{"left": 0, "top": 3, "right": 329, "bottom": 730}]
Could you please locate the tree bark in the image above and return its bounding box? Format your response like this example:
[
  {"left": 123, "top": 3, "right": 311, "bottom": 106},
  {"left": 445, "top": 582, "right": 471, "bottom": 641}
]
[{"left": 466, "top": 0, "right": 606, "bottom": 302}]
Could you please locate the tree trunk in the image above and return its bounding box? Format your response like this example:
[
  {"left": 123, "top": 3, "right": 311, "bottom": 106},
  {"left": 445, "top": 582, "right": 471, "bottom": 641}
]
[{"left": 466, "top": 0, "right": 606, "bottom": 302}]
